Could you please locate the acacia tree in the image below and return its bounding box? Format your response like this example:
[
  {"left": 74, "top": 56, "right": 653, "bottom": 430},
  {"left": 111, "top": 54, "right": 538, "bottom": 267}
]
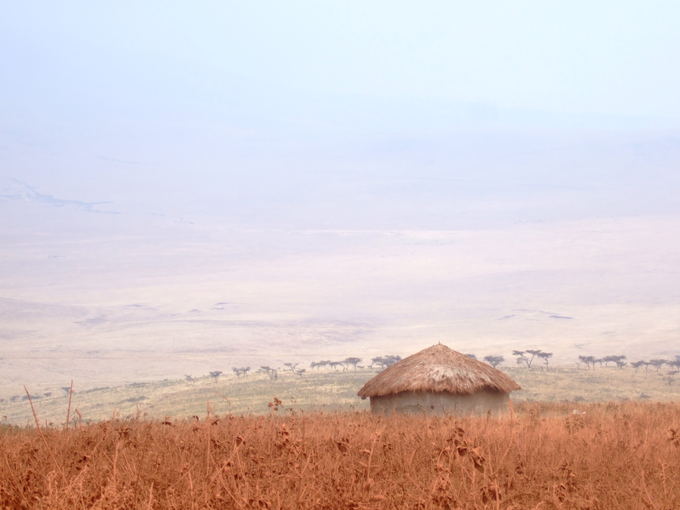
[
  {"left": 232, "top": 367, "right": 250, "bottom": 377},
  {"left": 343, "top": 357, "right": 362, "bottom": 370},
  {"left": 384, "top": 355, "right": 402, "bottom": 366},
  {"left": 512, "top": 350, "right": 529, "bottom": 368},
  {"left": 631, "top": 360, "right": 650, "bottom": 374},
  {"left": 483, "top": 355, "right": 504, "bottom": 368},
  {"left": 258, "top": 366, "right": 278, "bottom": 380},
  {"left": 602, "top": 355, "right": 626, "bottom": 367},
  {"left": 649, "top": 359, "right": 667, "bottom": 372},
  {"left": 524, "top": 349, "right": 544, "bottom": 368},
  {"left": 537, "top": 351, "right": 553, "bottom": 369},
  {"left": 209, "top": 370, "right": 223, "bottom": 383},
  {"left": 311, "top": 360, "right": 331, "bottom": 371},
  {"left": 283, "top": 362, "right": 299, "bottom": 373},
  {"left": 513, "top": 349, "right": 546, "bottom": 369},
  {"left": 371, "top": 355, "right": 402, "bottom": 369},
  {"left": 578, "top": 355, "right": 596, "bottom": 369}
]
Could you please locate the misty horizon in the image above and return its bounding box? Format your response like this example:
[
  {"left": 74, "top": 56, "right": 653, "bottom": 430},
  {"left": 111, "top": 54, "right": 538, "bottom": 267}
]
[{"left": 1, "top": 1, "right": 679, "bottom": 394}]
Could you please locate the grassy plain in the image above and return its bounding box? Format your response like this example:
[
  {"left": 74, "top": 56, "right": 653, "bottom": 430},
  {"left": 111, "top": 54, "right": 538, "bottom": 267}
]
[
  {"left": 2, "top": 365, "right": 679, "bottom": 426},
  {"left": 3, "top": 212, "right": 680, "bottom": 398},
  {"left": 2, "top": 402, "right": 680, "bottom": 509}
]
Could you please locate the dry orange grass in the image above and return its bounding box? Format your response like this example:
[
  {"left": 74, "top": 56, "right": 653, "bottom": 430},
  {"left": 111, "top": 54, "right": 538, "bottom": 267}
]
[{"left": 1, "top": 401, "right": 679, "bottom": 509}]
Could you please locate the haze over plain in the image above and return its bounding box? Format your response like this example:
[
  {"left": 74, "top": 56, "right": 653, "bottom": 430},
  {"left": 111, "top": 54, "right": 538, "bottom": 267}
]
[{"left": 1, "top": 1, "right": 679, "bottom": 393}]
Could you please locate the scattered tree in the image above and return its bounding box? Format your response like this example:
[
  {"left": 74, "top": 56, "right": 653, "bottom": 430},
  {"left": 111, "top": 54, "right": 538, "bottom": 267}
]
[
  {"left": 310, "top": 360, "right": 333, "bottom": 370},
  {"left": 602, "top": 355, "right": 626, "bottom": 367},
  {"left": 578, "top": 355, "right": 597, "bottom": 369},
  {"left": 209, "top": 370, "right": 223, "bottom": 383},
  {"left": 513, "top": 350, "right": 529, "bottom": 368},
  {"left": 371, "top": 355, "right": 401, "bottom": 370},
  {"left": 283, "top": 362, "right": 299, "bottom": 373},
  {"left": 524, "top": 349, "right": 544, "bottom": 368},
  {"left": 513, "top": 349, "right": 548, "bottom": 369},
  {"left": 649, "top": 359, "right": 667, "bottom": 372},
  {"left": 343, "top": 357, "right": 362, "bottom": 370},
  {"left": 258, "top": 366, "right": 278, "bottom": 380},
  {"left": 631, "top": 360, "right": 649, "bottom": 374},
  {"left": 483, "top": 355, "right": 504, "bottom": 368},
  {"left": 536, "top": 351, "right": 553, "bottom": 369}
]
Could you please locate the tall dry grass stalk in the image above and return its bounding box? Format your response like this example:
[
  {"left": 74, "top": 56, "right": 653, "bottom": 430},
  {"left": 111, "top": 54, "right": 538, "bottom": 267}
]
[
  {"left": 1, "top": 401, "right": 679, "bottom": 509},
  {"left": 65, "top": 380, "right": 73, "bottom": 430}
]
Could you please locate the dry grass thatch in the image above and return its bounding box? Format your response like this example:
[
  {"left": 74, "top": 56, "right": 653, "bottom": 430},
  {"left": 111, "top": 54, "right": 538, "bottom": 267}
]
[{"left": 358, "top": 343, "right": 521, "bottom": 398}]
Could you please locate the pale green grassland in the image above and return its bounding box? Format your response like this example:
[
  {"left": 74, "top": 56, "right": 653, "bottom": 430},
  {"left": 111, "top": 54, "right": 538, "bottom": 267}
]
[{"left": 1, "top": 366, "right": 679, "bottom": 426}]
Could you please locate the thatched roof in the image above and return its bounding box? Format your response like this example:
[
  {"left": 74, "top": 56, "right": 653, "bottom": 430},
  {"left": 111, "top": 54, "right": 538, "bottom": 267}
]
[{"left": 358, "top": 344, "right": 521, "bottom": 398}]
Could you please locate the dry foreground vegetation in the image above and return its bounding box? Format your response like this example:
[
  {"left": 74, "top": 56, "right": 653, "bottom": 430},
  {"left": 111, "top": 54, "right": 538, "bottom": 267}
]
[
  {"left": 2, "top": 366, "right": 679, "bottom": 509},
  {"left": 1, "top": 402, "right": 680, "bottom": 510}
]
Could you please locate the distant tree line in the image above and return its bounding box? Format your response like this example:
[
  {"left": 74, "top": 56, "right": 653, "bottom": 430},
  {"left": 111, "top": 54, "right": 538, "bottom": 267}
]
[
  {"left": 184, "top": 354, "right": 402, "bottom": 384},
  {"left": 183, "top": 351, "right": 680, "bottom": 385},
  {"left": 309, "top": 356, "right": 401, "bottom": 372},
  {"left": 577, "top": 355, "right": 680, "bottom": 372}
]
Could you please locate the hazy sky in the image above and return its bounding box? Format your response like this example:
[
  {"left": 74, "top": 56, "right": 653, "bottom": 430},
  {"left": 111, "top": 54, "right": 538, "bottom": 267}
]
[
  {"left": 4, "top": 1, "right": 680, "bottom": 116},
  {"left": 2, "top": 2, "right": 680, "bottom": 389},
  {"left": 2, "top": 1, "right": 680, "bottom": 226}
]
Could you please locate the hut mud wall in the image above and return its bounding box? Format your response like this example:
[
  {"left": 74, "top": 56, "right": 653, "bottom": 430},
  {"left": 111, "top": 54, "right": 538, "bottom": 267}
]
[{"left": 369, "top": 390, "right": 510, "bottom": 416}]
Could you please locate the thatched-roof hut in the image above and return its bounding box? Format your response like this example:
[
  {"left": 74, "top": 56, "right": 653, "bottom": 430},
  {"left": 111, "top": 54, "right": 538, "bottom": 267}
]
[{"left": 358, "top": 344, "right": 521, "bottom": 415}]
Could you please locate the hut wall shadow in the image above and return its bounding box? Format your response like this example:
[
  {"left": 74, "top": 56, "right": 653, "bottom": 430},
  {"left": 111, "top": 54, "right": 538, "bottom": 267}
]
[{"left": 369, "top": 390, "right": 510, "bottom": 416}]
